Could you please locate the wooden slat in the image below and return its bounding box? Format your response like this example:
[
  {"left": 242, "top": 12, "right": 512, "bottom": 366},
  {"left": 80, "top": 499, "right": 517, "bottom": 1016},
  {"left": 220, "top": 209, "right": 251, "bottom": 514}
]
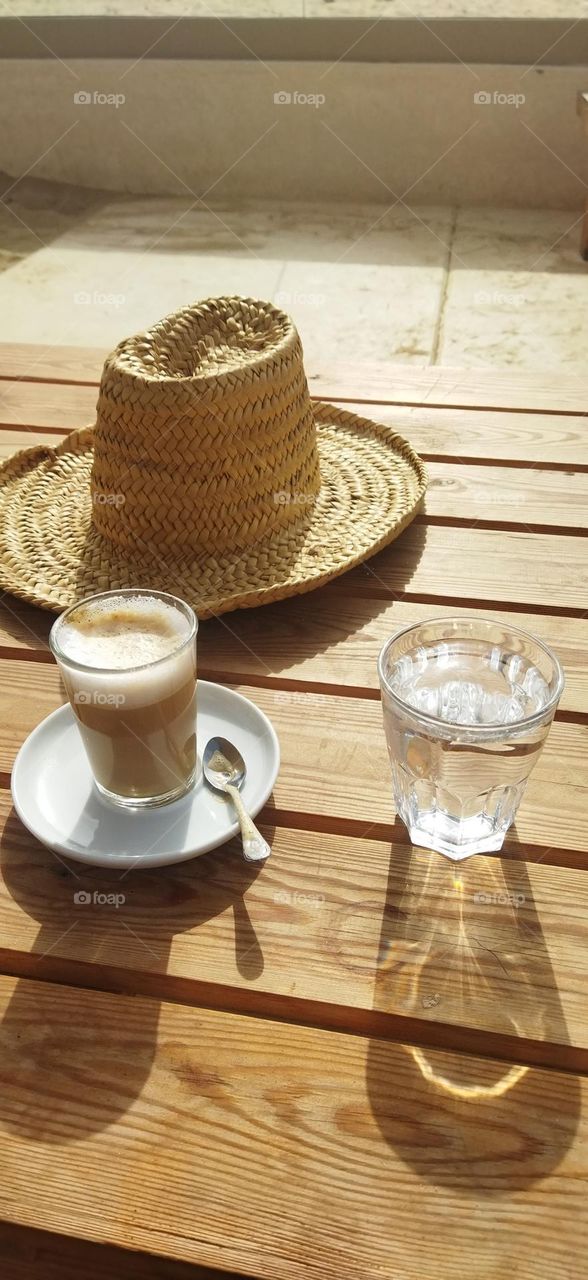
[
  {"left": 0, "top": 344, "right": 105, "bottom": 385},
  {"left": 425, "top": 462, "right": 588, "bottom": 530},
  {"left": 0, "top": 429, "right": 66, "bottom": 459},
  {"left": 0, "top": 975, "right": 587, "bottom": 1280},
  {"left": 0, "top": 381, "right": 97, "bottom": 431},
  {"left": 0, "top": 660, "right": 586, "bottom": 854},
  {"left": 1, "top": 344, "right": 587, "bottom": 416},
  {"left": 309, "top": 363, "right": 588, "bottom": 414},
  {"left": 1, "top": 595, "right": 587, "bottom": 719},
  {"left": 340, "top": 524, "right": 588, "bottom": 612},
  {"left": 1, "top": 795, "right": 587, "bottom": 1066},
  {"left": 360, "top": 403, "right": 588, "bottom": 469}
]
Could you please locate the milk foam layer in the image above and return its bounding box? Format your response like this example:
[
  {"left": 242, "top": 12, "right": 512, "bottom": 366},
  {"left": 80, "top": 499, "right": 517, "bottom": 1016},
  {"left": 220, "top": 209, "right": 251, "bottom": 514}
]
[
  {"left": 58, "top": 594, "right": 190, "bottom": 669},
  {"left": 55, "top": 594, "right": 196, "bottom": 711}
]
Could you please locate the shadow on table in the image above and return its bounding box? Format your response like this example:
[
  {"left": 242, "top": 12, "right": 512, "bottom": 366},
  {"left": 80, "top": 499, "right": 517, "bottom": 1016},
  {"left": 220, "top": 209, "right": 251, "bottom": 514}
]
[
  {"left": 198, "top": 522, "right": 429, "bottom": 679},
  {"left": 0, "top": 800, "right": 276, "bottom": 1143},
  {"left": 0, "top": 1219, "right": 249, "bottom": 1280},
  {"left": 365, "top": 842, "right": 582, "bottom": 1193}
]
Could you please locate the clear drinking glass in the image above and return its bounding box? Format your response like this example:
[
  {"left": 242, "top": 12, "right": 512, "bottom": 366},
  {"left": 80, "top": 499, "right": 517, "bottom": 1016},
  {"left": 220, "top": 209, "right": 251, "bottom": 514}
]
[
  {"left": 50, "top": 588, "right": 198, "bottom": 808},
  {"left": 378, "top": 617, "right": 564, "bottom": 861}
]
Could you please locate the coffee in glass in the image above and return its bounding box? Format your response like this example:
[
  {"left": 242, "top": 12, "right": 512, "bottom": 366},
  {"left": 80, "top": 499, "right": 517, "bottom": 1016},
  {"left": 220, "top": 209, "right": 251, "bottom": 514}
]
[{"left": 49, "top": 589, "right": 198, "bottom": 807}]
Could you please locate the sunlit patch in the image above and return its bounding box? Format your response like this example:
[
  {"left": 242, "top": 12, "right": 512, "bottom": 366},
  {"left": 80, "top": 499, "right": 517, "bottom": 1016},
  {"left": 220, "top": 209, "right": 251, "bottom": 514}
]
[{"left": 408, "top": 1046, "right": 528, "bottom": 1099}]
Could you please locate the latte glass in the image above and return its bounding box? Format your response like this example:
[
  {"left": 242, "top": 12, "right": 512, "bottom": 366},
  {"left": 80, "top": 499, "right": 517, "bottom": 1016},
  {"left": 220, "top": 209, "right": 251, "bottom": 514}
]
[
  {"left": 49, "top": 588, "right": 198, "bottom": 808},
  {"left": 378, "top": 617, "right": 564, "bottom": 860}
]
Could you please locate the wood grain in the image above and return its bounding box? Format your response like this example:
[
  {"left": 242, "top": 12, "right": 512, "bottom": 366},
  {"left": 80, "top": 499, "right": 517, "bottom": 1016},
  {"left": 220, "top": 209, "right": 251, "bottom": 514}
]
[
  {"left": 0, "top": 660, "right": 585, "bottom": 853},
  {"left": 0, "top": 793, "right": 587, "bottom": 1065},
  {"left": 0, "top": 429, "right": 64, "bottom": 459},
  {"left": 426, "top": 461, "right": 588, "bottom": 528},
  {"left": 0, "top": 380, "right": 96, "bottom": 431},
  {"left": 0, "top": 974, "right": 586, "bottom": 1280},
  {"left": 0, "top": 343, "right": 105, "bottom": 385}
]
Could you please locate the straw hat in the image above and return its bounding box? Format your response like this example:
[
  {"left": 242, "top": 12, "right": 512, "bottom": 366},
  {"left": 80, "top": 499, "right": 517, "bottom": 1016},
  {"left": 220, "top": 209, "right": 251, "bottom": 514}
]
[{"left": 0, "top": 297, "right": 426, "bottom": 616}]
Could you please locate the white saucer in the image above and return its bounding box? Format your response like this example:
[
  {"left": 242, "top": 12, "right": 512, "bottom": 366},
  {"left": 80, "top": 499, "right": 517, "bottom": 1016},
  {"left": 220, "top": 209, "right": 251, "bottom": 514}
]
[{"left": 11, "top": 681, "right": 280, "bottom": 869}]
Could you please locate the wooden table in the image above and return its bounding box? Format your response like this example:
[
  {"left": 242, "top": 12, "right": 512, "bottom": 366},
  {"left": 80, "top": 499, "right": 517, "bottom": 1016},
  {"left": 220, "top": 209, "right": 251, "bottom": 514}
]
[{"left": 0, "top": 345, "right": 587, "bottom": 1280}]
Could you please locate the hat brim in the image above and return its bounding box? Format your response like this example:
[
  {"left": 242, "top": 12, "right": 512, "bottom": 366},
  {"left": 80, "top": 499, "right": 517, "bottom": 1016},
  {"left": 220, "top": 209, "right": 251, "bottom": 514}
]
[{"left": 0, "top": 403, "right": 426, "bottom": 616}]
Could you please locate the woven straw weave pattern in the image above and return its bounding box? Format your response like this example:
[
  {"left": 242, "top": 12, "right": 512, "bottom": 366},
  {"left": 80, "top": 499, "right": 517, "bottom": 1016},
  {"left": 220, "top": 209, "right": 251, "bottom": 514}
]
[{"left": 92, "top": 298, "right": 321, "bottom": 554}]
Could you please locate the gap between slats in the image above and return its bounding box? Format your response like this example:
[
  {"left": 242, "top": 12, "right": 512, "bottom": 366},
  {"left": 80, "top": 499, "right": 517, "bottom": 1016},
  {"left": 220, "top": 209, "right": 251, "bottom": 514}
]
[
  {"left": 0, "top": 948, "right": 586, "bottom": 1079},
  {"left": 327, "top": 587, "right": 588, "bottom": 620},
  {"left": 419, "top": 517, "right": 588, "bottom": 538},
  {"left": 311, "top": 392, "right": 588, "bottom": 419}
]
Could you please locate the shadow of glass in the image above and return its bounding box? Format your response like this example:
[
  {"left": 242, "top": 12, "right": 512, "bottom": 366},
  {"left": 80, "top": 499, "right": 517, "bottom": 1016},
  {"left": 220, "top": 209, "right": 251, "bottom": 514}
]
[
  {"left": 366, "top": 1037, "right": 581, "bottom": 1195},
  {"left": 366, "top": 843, "right": 582, "bottom": 1191}
]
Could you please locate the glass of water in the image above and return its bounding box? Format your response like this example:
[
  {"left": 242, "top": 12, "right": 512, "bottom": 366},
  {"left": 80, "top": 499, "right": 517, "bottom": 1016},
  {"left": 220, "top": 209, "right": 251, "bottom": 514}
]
[{"left": 378, "top": 617, "right": 564, "bottom": 861}]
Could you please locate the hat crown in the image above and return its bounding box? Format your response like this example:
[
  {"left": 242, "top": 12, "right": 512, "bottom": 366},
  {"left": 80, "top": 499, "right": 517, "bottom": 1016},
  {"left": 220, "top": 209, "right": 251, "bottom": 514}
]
[{"left": 90, "top": 297, "right": 321, "bottom": 555}]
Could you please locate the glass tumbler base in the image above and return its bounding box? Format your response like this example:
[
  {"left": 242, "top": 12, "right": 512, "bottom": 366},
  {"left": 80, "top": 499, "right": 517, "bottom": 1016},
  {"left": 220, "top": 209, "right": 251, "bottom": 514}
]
[{"left": 404, "top": 810, "right": 507, "bottom": 861}]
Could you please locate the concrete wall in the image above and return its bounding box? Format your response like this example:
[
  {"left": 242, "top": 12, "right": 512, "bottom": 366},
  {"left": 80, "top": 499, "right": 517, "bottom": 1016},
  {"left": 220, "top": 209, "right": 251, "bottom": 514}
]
[{"left": 0, "top": 60, "right": 585, "bottom": 208}]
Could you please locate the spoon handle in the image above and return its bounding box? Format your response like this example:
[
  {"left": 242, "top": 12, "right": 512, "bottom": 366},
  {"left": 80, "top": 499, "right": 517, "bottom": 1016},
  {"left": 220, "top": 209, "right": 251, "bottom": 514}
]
[{"left": 224, "top": 784, "right": 271, "bottom": 862}]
